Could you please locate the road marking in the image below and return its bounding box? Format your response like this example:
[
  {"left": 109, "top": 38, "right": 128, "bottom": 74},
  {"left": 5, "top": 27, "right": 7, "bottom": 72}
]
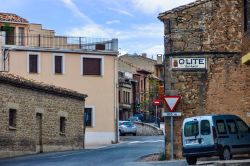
[{"left": 128, "top": 140, "right": 164, "bottom": 144}]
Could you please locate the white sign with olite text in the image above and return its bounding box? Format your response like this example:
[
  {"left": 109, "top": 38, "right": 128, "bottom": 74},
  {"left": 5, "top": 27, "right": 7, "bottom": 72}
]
[{"left": 171, "top": 57, "right": 207, "bottom": 69}]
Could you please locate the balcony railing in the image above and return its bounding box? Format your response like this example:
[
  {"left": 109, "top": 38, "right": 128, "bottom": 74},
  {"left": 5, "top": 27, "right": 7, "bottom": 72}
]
[{"left": 0, "top": 33, "right": 118, "bottom": 52}]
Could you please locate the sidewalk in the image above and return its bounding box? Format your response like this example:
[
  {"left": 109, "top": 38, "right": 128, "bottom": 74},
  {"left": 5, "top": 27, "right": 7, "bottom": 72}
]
[{"left": 125, "top": 158, "right": 250, "bottom": 166}]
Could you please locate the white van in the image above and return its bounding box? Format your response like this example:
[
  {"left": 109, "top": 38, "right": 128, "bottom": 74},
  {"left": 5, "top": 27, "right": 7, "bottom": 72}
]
[{"left": 182, "top": 114, "right": 250, "bottom": 165}]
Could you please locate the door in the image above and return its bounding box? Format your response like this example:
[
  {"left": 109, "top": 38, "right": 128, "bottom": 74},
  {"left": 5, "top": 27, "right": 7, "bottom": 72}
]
[
  {"left": 225, "top": 119, "right": 240, "bottom": 154},
  {"left": 235, "top": 118, "right": 250, "bottom": 153},
  {"left": 36, "top": 113, "right": 43, "bottom": 153}
]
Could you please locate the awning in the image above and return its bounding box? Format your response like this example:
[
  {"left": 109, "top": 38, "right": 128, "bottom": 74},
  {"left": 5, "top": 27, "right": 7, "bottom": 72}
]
[{"left": 242, "top": 52, "right": 250, "bottom": 65}]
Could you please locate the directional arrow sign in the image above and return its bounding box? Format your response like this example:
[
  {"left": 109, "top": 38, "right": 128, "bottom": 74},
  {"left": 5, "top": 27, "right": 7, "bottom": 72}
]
[{"left": 163, "top": 96, "right": 181, "bottom": 112}]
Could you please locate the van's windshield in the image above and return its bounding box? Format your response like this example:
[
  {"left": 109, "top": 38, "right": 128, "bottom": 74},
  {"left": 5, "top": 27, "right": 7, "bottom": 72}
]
[{"left": 184, "top": 121, "right": 199, "bottom": 137}]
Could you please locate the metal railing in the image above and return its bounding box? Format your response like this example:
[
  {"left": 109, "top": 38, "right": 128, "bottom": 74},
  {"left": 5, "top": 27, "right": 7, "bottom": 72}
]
[{"left": 0, "top": 33, "right": 118, "bottom": 51}]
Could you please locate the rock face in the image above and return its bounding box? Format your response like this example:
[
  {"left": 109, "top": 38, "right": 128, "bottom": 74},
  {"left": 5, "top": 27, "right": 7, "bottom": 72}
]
[
  {"left": 159, "top": 0, "right": 250, "bottom": 158},
  {"left": 0, "top": 73, "right": 86, "bottom": 158}
]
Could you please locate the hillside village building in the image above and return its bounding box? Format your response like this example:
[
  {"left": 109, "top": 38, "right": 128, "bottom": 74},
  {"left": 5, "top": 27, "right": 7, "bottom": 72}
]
[
  {"left": 118, "top": 54, "right": 164, "bottom": 121},
  {"left": 0, "top": 13, "right": 119, "bottom": 146},
  {"left": 158, "top": 0, "right": 250, "bottom": 157},
  {"left": 0, "top": 72, "right": 87, "bottom": 158}
]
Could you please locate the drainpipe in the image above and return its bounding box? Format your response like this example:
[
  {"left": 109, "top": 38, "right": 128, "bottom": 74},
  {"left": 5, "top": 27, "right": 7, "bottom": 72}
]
[{"left": 114, "top": 56, "right": 119, "bottom": 143}]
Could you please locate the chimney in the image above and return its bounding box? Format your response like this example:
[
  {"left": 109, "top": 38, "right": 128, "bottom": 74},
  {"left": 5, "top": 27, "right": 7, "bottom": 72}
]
[
  {"left": 157, "top": 54, "right": 163, "bottom": 64},
  {"left": 141, "top": 53, "right": 147, "bottom": 58}
]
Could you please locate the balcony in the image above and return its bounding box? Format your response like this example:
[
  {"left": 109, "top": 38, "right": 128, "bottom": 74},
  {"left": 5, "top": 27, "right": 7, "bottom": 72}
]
[{"left": 0, "top": 32, "right": 118, "bottom": 52}]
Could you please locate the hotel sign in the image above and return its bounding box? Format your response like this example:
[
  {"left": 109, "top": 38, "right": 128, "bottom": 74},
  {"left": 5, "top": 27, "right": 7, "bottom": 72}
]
[{"left": 170, "top": 57, "right": 207, "bottom": 70}]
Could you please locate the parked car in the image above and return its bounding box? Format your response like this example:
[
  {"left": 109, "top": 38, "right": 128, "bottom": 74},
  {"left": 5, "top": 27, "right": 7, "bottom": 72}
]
[
  {"left": 182, "top": 114, "right": 250, "bottom": 165},
  {"left": 128, "top": 116, "right": 141, "bottom": 122},
  {"left": 119, "top": 121, "right": 137, "bottom": 136}
]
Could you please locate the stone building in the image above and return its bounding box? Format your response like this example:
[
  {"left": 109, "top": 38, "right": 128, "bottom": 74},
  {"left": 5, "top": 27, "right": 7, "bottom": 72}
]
[
  {"left": 0, "top": 72, "right": 87, "bottom": 158},
  {"left": 158, "top": 0, "right": 250, "bottom": 158}
]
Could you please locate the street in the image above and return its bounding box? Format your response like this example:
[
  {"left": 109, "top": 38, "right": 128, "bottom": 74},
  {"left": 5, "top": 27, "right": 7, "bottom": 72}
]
[{"left": 0, "top": 136, "right": 165, "bottom": 166}]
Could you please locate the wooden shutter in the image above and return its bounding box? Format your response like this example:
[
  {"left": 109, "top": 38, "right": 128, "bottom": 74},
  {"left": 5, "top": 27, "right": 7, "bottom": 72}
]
[
  {"left": 82, "top": 58, "right": 101, "bottom": 75},
  {"left": 29, "top": 54, "right": 38, "bottom": 73},
  {"left": 55, "top": 56, "right": 62, "bottom": 74},
  {"left": 96, "top": 44, "right": 105, "bottom": 50}
]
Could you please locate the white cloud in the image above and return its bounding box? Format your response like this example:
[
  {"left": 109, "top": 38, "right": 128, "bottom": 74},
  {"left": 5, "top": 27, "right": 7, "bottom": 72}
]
[
  {"left": 60, "top": 0, "right": 94, "bottom": 24},
  {"left": 108, "top": 7, "right": 133, "bottom": 17},
  {"left": 106, "top": 20, "right": 120, "bottom": 25},
  {"left": 145, "top": 45, "right": 164, "bottom": 57},
  {"left": 66, "top": 24, "right": 111, "bottom": 38},
  {"left": 131, "top": 0, "right": 196, "bottom": 14}
]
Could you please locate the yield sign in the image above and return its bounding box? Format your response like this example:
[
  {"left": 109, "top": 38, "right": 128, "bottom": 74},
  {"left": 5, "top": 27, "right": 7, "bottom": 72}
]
[{"left": 163, "top": 96, "right": 181, "bottom": 112}]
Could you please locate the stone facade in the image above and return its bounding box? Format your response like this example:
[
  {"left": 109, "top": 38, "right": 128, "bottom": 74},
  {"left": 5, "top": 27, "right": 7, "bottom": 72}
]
[
  {"left": 0, "top": 73, "right": 87, "bottom": 158},
  {"left": 159, "top": 0, "right": 250, "bottom": 158}
]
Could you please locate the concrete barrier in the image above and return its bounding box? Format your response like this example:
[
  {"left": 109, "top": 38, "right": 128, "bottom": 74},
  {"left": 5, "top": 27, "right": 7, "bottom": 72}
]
[{"left": 134, "top": 122, "right": 164, "bottom": 136}]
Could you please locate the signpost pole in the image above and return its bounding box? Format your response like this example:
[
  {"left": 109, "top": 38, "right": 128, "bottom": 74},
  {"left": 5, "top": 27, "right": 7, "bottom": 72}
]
[
  {"left": 155, "top": 105, "right": 158, "bottom": 125},
  {"left": 171, "top": 116, "right": 174, "bottom": 160}
]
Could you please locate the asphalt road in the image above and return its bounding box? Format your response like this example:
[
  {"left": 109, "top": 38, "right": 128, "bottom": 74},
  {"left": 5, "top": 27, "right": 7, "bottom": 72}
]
[{"left": 0, "top": 136, "right": 165, "bottom": 166}]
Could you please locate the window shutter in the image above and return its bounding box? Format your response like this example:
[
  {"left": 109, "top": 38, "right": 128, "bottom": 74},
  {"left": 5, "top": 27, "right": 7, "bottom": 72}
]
[
  {"left": 95, "top": 44, "right": 105, "bottom": 50},
  {"left": 29, "top": 54, "right": 38, "bottom": 73},
  {"left": 82, "top": 58, "right": 101, "bottom": 75},
  {"left": 55, "top": 56, "right": 62, "bottom": 74}
]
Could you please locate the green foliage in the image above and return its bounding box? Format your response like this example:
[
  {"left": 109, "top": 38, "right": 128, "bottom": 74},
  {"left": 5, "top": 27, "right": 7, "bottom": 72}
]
[{"left": 2, "top": 23, "right": 11, "bottom": 32}]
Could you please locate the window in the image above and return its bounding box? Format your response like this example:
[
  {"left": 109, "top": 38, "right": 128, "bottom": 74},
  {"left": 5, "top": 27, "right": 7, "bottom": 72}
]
[
  {"left": 236, "top": 119, "right": 249, "bottom": 133},
  {"left": 123, "top": 91, "right": 126, "bottom": 104},
  {"left": 201, "top": 120, "right": 211, "bottom": 135},
  {"left": 53, "top": 55, "right": 64, "bottom": 74},
  {"left": 28, "top": 54, "right": 39, "bottom": 73},
  {"left": 18, "top": 27, "right": 25, "bottom": 46},
  {"left": 216, "top": 120, "right": 227, "bottom": 135},
  {"left": 84, "top": 107, "right": 95, "bottom": 127},
  {"left": 226, "top": 119, "right": 237, "bottom": 134},
  {"left": 60, "top": 117, "right": 66, "bottom": 134},
  {"left": 82, "top": 56, "right": 103, "bottom": 76},
  {"left": 244, "top": 0, "right": 249, "bottom": 32},
  {"left": 9, "top": 109, "right": 17, "bottom": 128},
  {"left": 184, "top": 121, "right": 199, "bottom": 137}
]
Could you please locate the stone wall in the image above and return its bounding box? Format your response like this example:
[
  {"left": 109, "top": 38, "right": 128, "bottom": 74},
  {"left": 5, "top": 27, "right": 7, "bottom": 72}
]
[
  {"left": 159, "top": 0, "right": 250, "bottom": 158},
  {"left": 0, "top": 79, "right": 85, "bottom": 158},
  {"left": 134, "top": 122, "right": 163, "bottom": 136}
]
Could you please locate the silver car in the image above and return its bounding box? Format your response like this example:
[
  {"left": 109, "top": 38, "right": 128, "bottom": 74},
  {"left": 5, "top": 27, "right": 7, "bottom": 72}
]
[{"left": 119, "top": 121, "right": 137, "bottom": 136}]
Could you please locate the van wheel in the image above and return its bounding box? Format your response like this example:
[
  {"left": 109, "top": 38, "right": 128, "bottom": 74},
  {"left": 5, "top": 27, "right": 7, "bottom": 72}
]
[
  {"left": 186, "top": 157, "right": 197, "bottom": 165},
  {"left": 220, "top": 147, "right": 232, "bottom": 160}
]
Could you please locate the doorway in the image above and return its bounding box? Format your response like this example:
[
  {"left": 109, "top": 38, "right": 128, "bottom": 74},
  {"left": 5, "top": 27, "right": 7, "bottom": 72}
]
[{"left": 36, "top": 113, "right": 43, "bottom": 153}]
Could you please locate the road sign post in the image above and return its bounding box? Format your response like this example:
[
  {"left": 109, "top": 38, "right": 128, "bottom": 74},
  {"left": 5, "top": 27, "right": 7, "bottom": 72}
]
[
  {"left": 153, "top": 99, "right": 160, "bottom": 127},
  {"left": 163, "top": 96, "right": 181, "bottom": 160}
]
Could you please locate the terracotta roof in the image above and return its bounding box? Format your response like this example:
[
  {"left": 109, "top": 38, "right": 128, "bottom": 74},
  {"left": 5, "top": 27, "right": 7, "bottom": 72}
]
[
  {"left": 158, "top": 0, "right": 211, "bottom": 20},
  {"left": 0, "top": 13, "right": 28, "bottom": 24},
  {"left": 0, "top": 72, "right": 87, "bottom": 101}
]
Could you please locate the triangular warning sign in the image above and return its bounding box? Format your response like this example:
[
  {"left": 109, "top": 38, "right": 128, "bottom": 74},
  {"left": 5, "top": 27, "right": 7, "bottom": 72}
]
[{"left": 163, "top": 96, "right": 181, "bottom": 112}]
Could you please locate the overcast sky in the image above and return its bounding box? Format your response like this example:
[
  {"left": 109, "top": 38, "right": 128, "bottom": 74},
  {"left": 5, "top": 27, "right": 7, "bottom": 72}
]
[{"left": 0, "top": 0, "right": 195, "bottom": 58}]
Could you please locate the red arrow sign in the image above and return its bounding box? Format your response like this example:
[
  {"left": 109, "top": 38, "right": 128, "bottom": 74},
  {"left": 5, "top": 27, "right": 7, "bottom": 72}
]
[
  {"left": 163, "top": 96, "right": 181, "bottom": 112},
  {"left": 153, "top": 99, "right": 161, "bottom": 106}
]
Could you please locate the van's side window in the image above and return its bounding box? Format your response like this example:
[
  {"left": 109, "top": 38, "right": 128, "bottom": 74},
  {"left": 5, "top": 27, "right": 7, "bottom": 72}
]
[
  {"left": 216, "top": 120, "right": 227, "bottom": 134},
  {"left": 201, "top": 120, "right": 210, "bottom": 135},
  {"left": 226, "top": 119, "right": 237, "bottom": 134},
  {"left": 184, "top": 121, "right": 199, "bottom": 137},
  {"left": 236, "top": 119, "right": 249, "bottom": 133}
]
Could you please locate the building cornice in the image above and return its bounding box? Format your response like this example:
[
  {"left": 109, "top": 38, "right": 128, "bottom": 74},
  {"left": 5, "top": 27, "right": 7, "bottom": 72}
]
[{"left": 3, "top": 46, "right": 118, "bottom": 56}]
